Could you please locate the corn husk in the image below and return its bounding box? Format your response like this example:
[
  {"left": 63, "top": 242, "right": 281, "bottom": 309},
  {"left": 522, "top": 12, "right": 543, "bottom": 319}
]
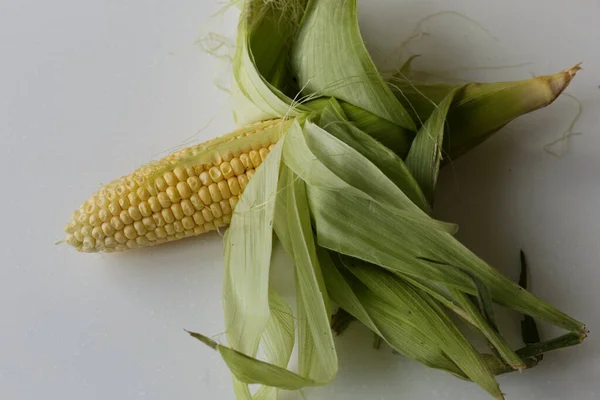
[
  {"left": 389, "top": 65, "right": 581, "bottom": 160},
  {"left": 189, "top": 1, "right": 586, "bottom": 399}
]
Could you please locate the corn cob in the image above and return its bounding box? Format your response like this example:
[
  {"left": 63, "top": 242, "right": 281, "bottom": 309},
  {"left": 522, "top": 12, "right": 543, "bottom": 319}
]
[{"left": 64, "top": 119, "right": 288, "bottom": 252}]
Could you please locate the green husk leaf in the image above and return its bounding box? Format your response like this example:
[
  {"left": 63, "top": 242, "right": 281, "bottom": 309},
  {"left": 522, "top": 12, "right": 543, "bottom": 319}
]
[
  {"left": 253, "top": 290, "right": 296, "bottom": 400},
  {"left": 309, "top": 183, "right": 582, "bottom": 331},
  {"left": 318, "top": 100, "right": 430, "bottom": 213},
  {"left": 405, "top": 88, "right": 458, "bottom": 205},
  {"left": 305, "top": 97, "right": 415, "bottom": 156},
  {"left": 292, "top": 0, "right": 415, "bottom": 131},
  {"left": 231, "top": 0, "right": 309, "bottom": 124},
  {"left": 318, "top": 250, "right": 465, "bottom": 377},
  {"left": 342, "top": 259, "right": 503, "bottom": 398},
  {"left": 188, "top": 331, "right": 322, "bottom": 390},
  {"left": 282, "top": 121, "right": 456, "bottom": 234},
  {"left": 390, "top": 65, "right": 580, "bottom": 160},
  {"left": 291, "top": 123, "right": 583, "bottom": 332},
  {"left": 273, "top": 165, "right": 338, "bottom": 382}
]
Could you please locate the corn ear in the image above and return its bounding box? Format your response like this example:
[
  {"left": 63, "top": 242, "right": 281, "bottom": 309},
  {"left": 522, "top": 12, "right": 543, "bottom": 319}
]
[{"left": 64, "top": 119, "right": 290, "bottom": 252}]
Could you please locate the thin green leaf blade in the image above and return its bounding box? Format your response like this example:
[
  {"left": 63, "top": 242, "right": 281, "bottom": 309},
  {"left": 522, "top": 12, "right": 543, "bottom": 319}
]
[
  {"left": 405, "top": 89, "right": 458, "bottom": 204},
  {"left": 292, "top": 0, "right": 415, "bottom": 130}
]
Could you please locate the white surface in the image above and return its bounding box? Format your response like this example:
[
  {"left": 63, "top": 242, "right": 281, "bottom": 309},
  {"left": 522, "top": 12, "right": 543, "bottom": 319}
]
[{"left": 1, "top": 0, "right": 599, "bottom": 399}]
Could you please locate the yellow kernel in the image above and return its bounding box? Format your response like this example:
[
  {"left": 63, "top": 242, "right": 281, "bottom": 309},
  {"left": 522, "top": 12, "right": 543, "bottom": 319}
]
[
  {"left": 268, "top": 144, "right": 275, "bottom": 151},
  {"left": 104, "top": 237, "right": 117, "bottom": 248},
  {"left": 209, "top": 167, "right": 223, "bottom": 183},
  {"left": 194, "top": 225, "right": 206, "bottom": 235},
  {"left": 259, "top": 147, "right": 270, "bottom": 161},
  {"left": 152, "top": 213, "right": 166, "bottom": 227},
  {"left": 220, "top": 162, "right": 234, "bottom": 179},
  {"left": 249, "top": 150, "right": 261, "bottom": 168},
  {"left": 115, "top": 244, "right": 128, "bottom": 252},
  {"left": 133, "top": 174, "right": 145, "bottom": 186},
  {"left": 102, "top": 222, "right": 115, "bottom": 236},
  {"left": 239, "top": 154, "right": 252, "bottom": 169},
  {"left": 193, "top": 212, "right": 205, "bottom": 226},
  {"left": 204, "top": 221, "right": 216, "bottom": 231},
  {"left": 210, "top": 203, "right": 223, "bottom": 218},
  {"left": 176, "top": 181, "right": 192, "bottom": 199},
  {"left": 201, "top": 208, "right": 214, "bottom": 222},
  {"left": 247, "top": 169, "right": 255, "bottom": 179},
  {"left": 136, "top": 236, "right": 149, "bottom": 246},
  {"left": 128, "top": 191, "right": 141, "bottom": 207},
  {"left": 212, "top": 152, "right": 223, "bottom": 166},
  {"left": 163, "top": 171, "right": 178, "bottom": 186},
  {"left": 166, "top": 186, "right": 181, "bottom": 202},
  {"left": 116, "top": 185, "right": 128, "bottom": 197},
  {"left": 98, "top": 209, "right": 110, "bottom": 222},
  {"left": 162, "top": 208, "right": 175, "bottom": 224},
  {"left": 222, "top": 214, "right": 232, "bottom": 224},
  {"left": 164, "top": 224, "right": 175, "bottom": 235},
  {"left": 157, "top": 192, "right": 171, "bottom": 208},
  {"left": 184, "top": 229, "right": 194, "bottom": 236},
  {"left": 107, "top": 191, "right": 118, "bottom": 202},
  {"left": 182, "top": 216, "right": 195, "bottom": 230},
  {"left": 199, "top": 171, "right": 213, "bottom": 186},
  {"left": 82, "top": 237, "right": 96, "bottom": 251},
  {"left": 238, "top": 174, "right": 249, "bottom": 190},
  {"left": 118, "top": 197, "right": 131, "bottom": 210},
  {"left": 124, "top": 226, "right": 137, "bottom": 240},
  {"left": 145, "top": 231, "right": 157, "bottom": 242},
  {"left": 114, "top": 231, "right": 127, "bottom": 244},
  {"left": 77, "top": 213, "right": 88, "bottom": 225},
  {"left": 155, "top": 227, "right": 167, "bottom": 239},
  {"left": 111, "top": 216, "right": 125, "bottom": 231},
  {"left": 185, "top": 166, "right": 196, "bottom": 177},
  {"left": 96, "top": 196, "right": 108, "bottom": 208},
  {"left": 230, "top": 158, "right": 245, "bottom": 175},
  {"left": 173, "top": 167, "right": 188, "bottom": 182},
  {"left": 175, "top": 232, "right": 186, "bottom": 239},
  {"left": 217, "top": 180, "right": 231, "bottom": 200},
  {"left": 193, "top": 165, "right": 204, "bottom": 176},
  {"left": 187, "top": 176, "right": 201, "bottom": 192},
  {"left": 120, "top": 209, "right": 134, "bottom": 224},
  {"left": 65, "top": 220, "right": 77, "bottom": 234},
  {"left": 173, "top": 221, "right": 184, "bottom": 233},
  {"left": 65, "top": 234, "right": 77, "bottom": 246},
  {"left": 133, "top": 221, "right": 147, "bottom": 236},
  {"left": 128, "top": 206, "right": 142, "bottom": 221},
  {"left": 85, "top": 202, "right": 98, "bottom": 214},
  {"left": 198, "top": 187, "right": 212, "bottom": 205},
  {"left": 227, "top": 177, "right": 241, "bottom": 196},
  {"left": 139, "top": 202, "right": 152, "bottom": 217},
  {"left": 89, "top": 214, "right": 101, "bottom": 227},
  {"left": 208, "top": 183, "right": 222, "bottom": 203},
  {"left": 220, "top": 200, "right": 232, "bottom": 215},
  {"left": 108, "top": 201, "right": 121, "bottom": 216},
  {"left": 155, "top": 176, "right": 168, "bottom": 192},
  {"left": 126, "top": 240, "right": 138, "bottom": 249},
  {"left": 137, "top": 187, "right": 150, "bottom": 201},
  {"left": 92, "top": 226, "right": 104, "bottom": 240},
  {"left": 181, "top": 199, "right": 195, "bottom": 216},
  {"left": 80, "top": 225, "right": 92, "bottom": 238},
  {"left": 148, "top": 196, "right": 161, "bottom": 213},
  {"left": 142, "top": 217, "right": 156, "bottom": 231},
  {"left": 190, "top": 194, "right": 203, "bottom": 210},
  {"left": 147, "top": 185, "right": 158, "bottom": 197},
  {"left": 73, "top": 230, "right": 84, "bottom": 242},
  {"left": 171, "top": 203, "right": 184, "bottom": 220},
  {"left": 229, "top": 196, "right": 239, "bottom": 210},
  {"left": 214, "top": 217, "right": 226, "bottom": 228}
]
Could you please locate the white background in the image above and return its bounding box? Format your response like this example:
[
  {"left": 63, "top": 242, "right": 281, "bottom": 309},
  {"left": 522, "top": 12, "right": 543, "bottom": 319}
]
[{"left": 1, "top": 0, "right": 599, "bottom": 399}]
